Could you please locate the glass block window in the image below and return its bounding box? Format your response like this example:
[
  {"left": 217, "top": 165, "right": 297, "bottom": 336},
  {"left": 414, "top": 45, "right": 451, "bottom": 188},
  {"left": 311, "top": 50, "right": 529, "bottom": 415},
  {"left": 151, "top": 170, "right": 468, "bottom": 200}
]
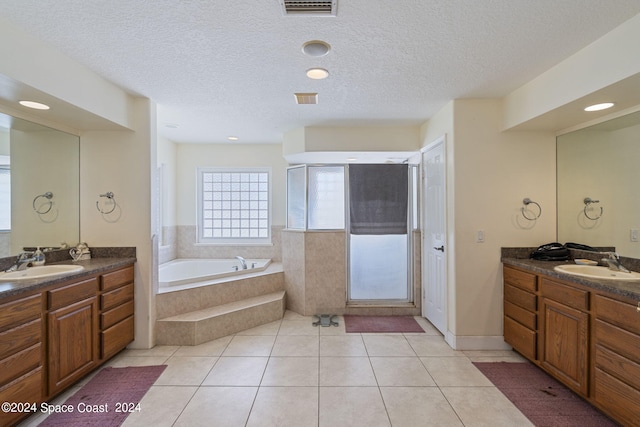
[{"left": 197, "top": 168, "right": 270, "bottom": 243}]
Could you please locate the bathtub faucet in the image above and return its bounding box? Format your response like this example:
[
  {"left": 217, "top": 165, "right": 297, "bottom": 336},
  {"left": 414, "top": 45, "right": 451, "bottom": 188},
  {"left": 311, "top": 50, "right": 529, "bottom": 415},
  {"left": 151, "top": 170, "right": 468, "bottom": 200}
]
[{"left": 235, "top": 256, "right": 247, "bottom": 270}]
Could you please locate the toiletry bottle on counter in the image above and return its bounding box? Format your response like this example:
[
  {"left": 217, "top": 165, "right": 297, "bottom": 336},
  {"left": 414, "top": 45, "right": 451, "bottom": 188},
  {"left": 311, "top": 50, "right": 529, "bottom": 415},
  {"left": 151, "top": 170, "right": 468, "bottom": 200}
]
[{"left": 33, "top": 247, "right": 45, "bottom": 266}]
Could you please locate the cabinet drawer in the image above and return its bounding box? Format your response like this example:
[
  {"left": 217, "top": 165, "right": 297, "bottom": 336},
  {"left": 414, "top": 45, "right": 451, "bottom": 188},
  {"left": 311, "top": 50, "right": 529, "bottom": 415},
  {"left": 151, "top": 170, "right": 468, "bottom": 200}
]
[
  {"left": 0, "top": 294, "right": 42, "bottom": 331},
  {"left": 504, "top": 300, "right": 536, "bottom": 330},
  {"left": 48, "top": 277, "right": 98, "bottom": 310},
  {"left": 101, "top": 300, "right": 134, "bottom": 330},
  {"left": 0, "top": 368, "right": 42, "bottom": 427},
  {"left": 594, "top": 294, "right": 640, "bottom": 336},
  {"left": 0, "top": 318, "right": 41, "bottom": 360},
  {"left": 504, "top": 284, "right": 537, "bottom": 311},
  {"left": 595, "top": 319, "right": 640, "bottom": 364},
  {"left": 595, "top": 344, "right": 640, "bottom": 391},
  {"left": 0, "top": 343, "right": 41, "bottom": 386},
  {"left": 101, "top": 283, "right": 134, "bottom": 311},
  {"left": 540, "top": 278, "right": 588, "bottom": 311},
  {"left": 504, "top": 316, "right": 536, "bottom": 360},
  {"left": 503, "top": 266, "right": 537, "bottom": 292},
  {"left": 101, "top": 266, "right": 134, "bottom": 291},
  {"left": 101, "top": 315, "right": 134, "bottom": 359},
  {"left": 594, "top": 368, "right": 640, "bottom": 427}
]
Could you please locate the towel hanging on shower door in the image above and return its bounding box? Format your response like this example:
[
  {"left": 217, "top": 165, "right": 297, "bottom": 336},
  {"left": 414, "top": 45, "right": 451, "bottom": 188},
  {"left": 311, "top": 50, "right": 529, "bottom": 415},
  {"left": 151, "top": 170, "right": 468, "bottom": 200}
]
[{"left": 348, "top": 164, "right": 408, "bottom": 235}]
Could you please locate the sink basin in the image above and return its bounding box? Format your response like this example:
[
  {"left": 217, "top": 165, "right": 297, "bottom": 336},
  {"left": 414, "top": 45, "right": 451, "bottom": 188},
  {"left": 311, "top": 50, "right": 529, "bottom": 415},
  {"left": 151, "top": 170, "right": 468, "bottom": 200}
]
[
  {"left": 0, "top": 265, "right": 84, "bottom": 281},
  {"left": 554, "top": 264, "right": 640, "bottom": 281}
]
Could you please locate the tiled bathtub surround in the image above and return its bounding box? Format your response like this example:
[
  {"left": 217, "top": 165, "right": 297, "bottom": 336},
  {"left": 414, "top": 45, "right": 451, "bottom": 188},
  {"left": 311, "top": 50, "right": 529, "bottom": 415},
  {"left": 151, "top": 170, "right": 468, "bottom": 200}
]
[{"left": 169, "top": 225, "right": 283, "bottom": 263}]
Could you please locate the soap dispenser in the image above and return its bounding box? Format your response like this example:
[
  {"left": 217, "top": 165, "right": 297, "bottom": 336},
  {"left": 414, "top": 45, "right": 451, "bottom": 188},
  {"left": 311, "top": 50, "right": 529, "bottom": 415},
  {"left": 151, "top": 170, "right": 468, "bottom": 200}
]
[{"left": 33, "top": 247, "right": 45, "bottom": 266}]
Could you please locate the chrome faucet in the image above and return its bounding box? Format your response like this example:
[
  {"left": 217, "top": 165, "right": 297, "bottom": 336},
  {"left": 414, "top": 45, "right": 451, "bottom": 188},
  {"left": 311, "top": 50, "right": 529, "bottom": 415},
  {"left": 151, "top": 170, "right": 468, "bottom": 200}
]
[
  {"left": 6, "top": 251, "right": 37, "bottom": 272},
  {"left": 235, "top": 256, "right": 247, "bottom": 270},
  {"left": 601, "top": 252, "right": 630, "bottom": 273}
]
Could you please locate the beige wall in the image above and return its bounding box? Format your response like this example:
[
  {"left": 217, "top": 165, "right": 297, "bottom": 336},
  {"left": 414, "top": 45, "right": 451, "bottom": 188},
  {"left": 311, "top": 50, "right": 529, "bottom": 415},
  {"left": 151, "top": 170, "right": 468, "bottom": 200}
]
[{"left": 175, "top": 143, "right": 288, "bottom": 227}]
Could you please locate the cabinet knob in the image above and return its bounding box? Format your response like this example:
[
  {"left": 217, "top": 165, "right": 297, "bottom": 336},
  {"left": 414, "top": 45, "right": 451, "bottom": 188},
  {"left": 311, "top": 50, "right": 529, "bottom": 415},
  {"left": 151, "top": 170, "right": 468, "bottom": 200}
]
[{"left": 637, "top": 302, "right": 640, "bottom": 313}]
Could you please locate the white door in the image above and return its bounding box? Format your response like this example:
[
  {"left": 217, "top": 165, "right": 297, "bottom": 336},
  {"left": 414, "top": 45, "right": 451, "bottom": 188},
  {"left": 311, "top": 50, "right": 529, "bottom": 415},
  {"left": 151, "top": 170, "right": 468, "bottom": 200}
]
[{"left": 422, "top": 137, "right": 447, "bottom": 335}]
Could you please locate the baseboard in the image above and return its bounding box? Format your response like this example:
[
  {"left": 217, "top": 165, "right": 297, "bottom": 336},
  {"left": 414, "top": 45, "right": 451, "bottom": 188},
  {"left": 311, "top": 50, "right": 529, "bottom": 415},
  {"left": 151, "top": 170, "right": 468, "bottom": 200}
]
[{"left": 445, "top": 333, "right": 512, "bottom": 351}]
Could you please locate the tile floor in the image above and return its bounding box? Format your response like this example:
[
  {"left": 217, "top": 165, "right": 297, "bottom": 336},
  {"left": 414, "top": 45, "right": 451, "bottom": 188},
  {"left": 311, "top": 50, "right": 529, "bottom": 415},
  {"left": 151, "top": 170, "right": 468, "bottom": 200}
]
[{"left": 22, "top": 312, "right": 533, "bottom": 427}]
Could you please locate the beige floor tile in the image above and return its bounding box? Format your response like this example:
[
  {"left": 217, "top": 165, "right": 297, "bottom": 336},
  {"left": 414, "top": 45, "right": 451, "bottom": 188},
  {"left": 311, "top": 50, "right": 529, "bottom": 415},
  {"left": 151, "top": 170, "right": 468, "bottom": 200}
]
[
  {"left": 320, "top": 335, "right": 367, "bottom": 356},
  {"left": 202, "top": 356, "right": 268, "bottom": 386},
  {"left": 362, "top": 334, "right": 417, "bottom": 356},
  {"left": 261, "top": 356, "right": 319, "bottom": 386},
  {"left": 174, "top": 386, "right": 258, "bottom": 427},
  {"left": 236, "top": 319, "right": 282, "bottom": 335},
  {"left": 318, "top": 320, "right": 347, "bottom": 335},
  {"left": 420, "top": 357, "right": 493, "bottom": 387},
  {"left": 271, "top": 335, "right": 319, "bottom": 356},
  {"left": 380, "top": 387, "right": 464, "bottom": 427},
  {"left": 222, "top": 335, "right": 275, "bottom": 356},
  {"left": 278, "top": 319, "right": 320, "bottom": 335},
  {"left": 462, "top": 350, "right": 528, "bottom": 363},
  {"left": 440, "top": 386, "right": 534, "bottom": 427},
  {"left": 172, "top": 335, "right": 232, "bottom": 357},
  {"left": 406, "top": 335, "right": 464, "bottom": 357},
  {"left": 247, "top": 386, "right": 318, "bottom": 427},
  {"left": 319, "top": 356, "right": 377, "bottom": 386},
  {"left": 410, "top": 317, "right": 443, "bottom": 335},
  {"left": 106, "top": 355, "right": 170, "bottom": 368},
  {"left": 118, "top": 345, "right": 180, "bottom": 357},
  {"left": 370, "top": 357, "right": 436, "bottom": 386},
  {"left": 121, "top": 385, "right": 198, "bottom": 427},
  {"left": 319, "top": 387, "right": 391, "bottom": 427},
  {"left": 154, "top": 356, "right": 217, "bottom": 385}
]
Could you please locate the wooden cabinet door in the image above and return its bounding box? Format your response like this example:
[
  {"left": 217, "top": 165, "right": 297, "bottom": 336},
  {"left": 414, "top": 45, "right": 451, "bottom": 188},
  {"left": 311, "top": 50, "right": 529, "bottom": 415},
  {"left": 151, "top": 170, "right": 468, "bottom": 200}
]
[
  {"left": 48, "top": 297, "right": 97, "bottom": 396},
  {"left": 540, "top": 297, "right": 589, "bottom": 395}
]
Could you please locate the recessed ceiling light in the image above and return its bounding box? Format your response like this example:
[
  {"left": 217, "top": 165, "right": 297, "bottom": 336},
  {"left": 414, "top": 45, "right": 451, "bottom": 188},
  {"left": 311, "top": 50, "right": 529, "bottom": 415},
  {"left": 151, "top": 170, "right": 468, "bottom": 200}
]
[
  {"left": 302, "top": 40, "right": 331, "bottom": 57},
  {"left": 227, "top": 136, "right": 239, "bottom": 141},
  {"left": 584, "top": 102, "right": 615, "bottom": 112},
  {"left": 306, "top": 68, "right": 329, "bottom": 79},
  {"left": 19, "top": 100, "right": 50, "bottom": 110}
]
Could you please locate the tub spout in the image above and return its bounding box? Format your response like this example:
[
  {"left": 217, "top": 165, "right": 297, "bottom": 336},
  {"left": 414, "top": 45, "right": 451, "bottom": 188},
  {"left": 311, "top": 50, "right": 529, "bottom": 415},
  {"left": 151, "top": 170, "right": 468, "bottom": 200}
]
[{"left": 235, "top": 256, "right": 247, "bottom": 270}]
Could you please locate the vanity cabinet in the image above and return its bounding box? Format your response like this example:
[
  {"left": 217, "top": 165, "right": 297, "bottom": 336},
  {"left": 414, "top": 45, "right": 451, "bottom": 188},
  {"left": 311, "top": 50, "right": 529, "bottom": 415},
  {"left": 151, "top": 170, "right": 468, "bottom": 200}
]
[
  {"left": 0, "top": 294, "right": 44, "bottom": 427},
  {"left": 503, "top": 266, "right": 538, "bottom": 360},
  {"left": 0, "top": 261, "right": 134, "bottom": 426},
  {"left": 47, "top": 277, "right": 99, "bottom": 396},
  {"left": 503, "top": 263, "right": 640, "bottom": 426},
  {"left": 99, "top": 266, "right": 134, "bottom": 361},
  {"left": 592, "top": 294, "right": 640, "bottom": 426},
  {"left": 539, "top": 278, "right": 589, "bottom": 396}
]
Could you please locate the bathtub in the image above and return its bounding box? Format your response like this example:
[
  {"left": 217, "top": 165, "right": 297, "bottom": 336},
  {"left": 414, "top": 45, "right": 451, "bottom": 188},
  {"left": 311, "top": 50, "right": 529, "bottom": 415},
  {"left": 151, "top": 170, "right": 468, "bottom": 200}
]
[{"left": 159, "top": 258, "right": 271, "bottom": 290}]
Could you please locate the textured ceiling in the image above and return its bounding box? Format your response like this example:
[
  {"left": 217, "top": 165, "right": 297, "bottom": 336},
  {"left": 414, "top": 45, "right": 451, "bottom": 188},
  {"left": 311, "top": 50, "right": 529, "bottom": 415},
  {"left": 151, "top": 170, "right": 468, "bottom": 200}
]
[{"left": 1, "top": 1, "right": 640, "bottom": 143}]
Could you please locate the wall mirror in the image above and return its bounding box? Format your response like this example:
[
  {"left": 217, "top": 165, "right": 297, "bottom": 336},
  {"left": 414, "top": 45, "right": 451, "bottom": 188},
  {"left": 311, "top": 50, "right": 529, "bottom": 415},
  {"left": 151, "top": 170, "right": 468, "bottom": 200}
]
[
  {"left": 557, "top": 109, "right": 640, "bottom": 259},
  {"left": 0, "top": 112, "right": 80, "bottom": 257}
]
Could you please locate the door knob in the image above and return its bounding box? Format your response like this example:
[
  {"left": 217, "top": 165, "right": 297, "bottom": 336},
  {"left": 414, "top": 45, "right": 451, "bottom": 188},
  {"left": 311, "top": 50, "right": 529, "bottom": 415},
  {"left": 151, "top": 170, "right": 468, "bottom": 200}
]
[{"left": 434, "top": 246, "right": 444, "bottom": 252}]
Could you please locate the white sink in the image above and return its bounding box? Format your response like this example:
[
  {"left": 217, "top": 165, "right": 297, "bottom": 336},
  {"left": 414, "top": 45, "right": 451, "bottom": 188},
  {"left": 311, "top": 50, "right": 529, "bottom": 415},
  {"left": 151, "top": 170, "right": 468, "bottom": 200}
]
[
  {"left": 0, "top": 265, "right": 84, "bottom": 281},
  {"left": 554, "top": 264, "right": 640, "bottom": 281}
]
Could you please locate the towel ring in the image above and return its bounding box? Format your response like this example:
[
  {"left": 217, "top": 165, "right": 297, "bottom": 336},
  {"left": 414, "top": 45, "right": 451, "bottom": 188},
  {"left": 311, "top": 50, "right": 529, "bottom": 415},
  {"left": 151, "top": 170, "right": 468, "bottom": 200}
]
[
  {"left": 583, "top": 197, "right": 603, "bottom": 220},
  {"left": 33, "top": 192, "right": 54, "bottom": 214},
  {"left": 521, "top": 198, "right": 542, "bottom": 221},
  {"left": 96, "top": 191, "right": 117, "bottom": 214}
]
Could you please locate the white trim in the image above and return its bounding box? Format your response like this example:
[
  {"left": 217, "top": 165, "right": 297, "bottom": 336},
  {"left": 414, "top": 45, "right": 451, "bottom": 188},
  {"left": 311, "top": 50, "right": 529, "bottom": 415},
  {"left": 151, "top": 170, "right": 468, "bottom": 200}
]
[{"left": 445, "top": 333, "right": 513, "bottom": 351}]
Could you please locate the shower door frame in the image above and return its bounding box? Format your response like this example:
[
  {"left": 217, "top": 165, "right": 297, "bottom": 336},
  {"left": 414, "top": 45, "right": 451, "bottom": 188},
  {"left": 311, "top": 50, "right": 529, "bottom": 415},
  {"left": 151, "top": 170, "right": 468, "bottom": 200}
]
[{"left": 345, "top": 164, "right": 416, "bottom": 305}]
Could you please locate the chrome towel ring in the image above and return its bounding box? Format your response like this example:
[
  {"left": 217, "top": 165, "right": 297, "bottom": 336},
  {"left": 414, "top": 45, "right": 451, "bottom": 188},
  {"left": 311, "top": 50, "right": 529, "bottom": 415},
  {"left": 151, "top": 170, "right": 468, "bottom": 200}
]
[
  {"left": 583, "top": 197, "right": 603, "bottom": 220},
  {"left": 96, "top": 191, "right": 117, "bottom": 214},
  {"left": 33, "top": 191, "right": 54, "bottom": 214},
  {"left": 521, "top": 198, "right": 542, "bottom": 221}
]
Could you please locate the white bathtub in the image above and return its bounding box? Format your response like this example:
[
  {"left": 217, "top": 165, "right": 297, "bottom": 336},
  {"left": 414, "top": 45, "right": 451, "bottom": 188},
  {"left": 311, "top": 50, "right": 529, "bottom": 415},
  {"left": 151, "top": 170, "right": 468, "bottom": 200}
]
[{"left": 159, "top": 258, "right": 271, "bottom": 290}]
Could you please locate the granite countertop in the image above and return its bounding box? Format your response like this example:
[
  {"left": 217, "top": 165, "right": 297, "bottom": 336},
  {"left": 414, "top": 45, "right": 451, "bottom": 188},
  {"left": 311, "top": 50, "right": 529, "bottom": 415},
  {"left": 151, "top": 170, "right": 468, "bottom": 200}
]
[
  {"left": 502, "top": 257, "right": 640, "bottom": 301},
  {"left": 0, "top": 257, "right": 136, "bottom": 299}
]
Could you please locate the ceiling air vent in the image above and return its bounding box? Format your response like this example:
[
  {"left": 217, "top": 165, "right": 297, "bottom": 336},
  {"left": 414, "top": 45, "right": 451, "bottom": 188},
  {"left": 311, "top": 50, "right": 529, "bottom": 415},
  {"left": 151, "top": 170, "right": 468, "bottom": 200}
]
[
  {"left": 294, "top": 93, "right": 318, "bottom": 104},
  {"left": 281, "top": 1, "right": 337, "bottom": 16}
]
